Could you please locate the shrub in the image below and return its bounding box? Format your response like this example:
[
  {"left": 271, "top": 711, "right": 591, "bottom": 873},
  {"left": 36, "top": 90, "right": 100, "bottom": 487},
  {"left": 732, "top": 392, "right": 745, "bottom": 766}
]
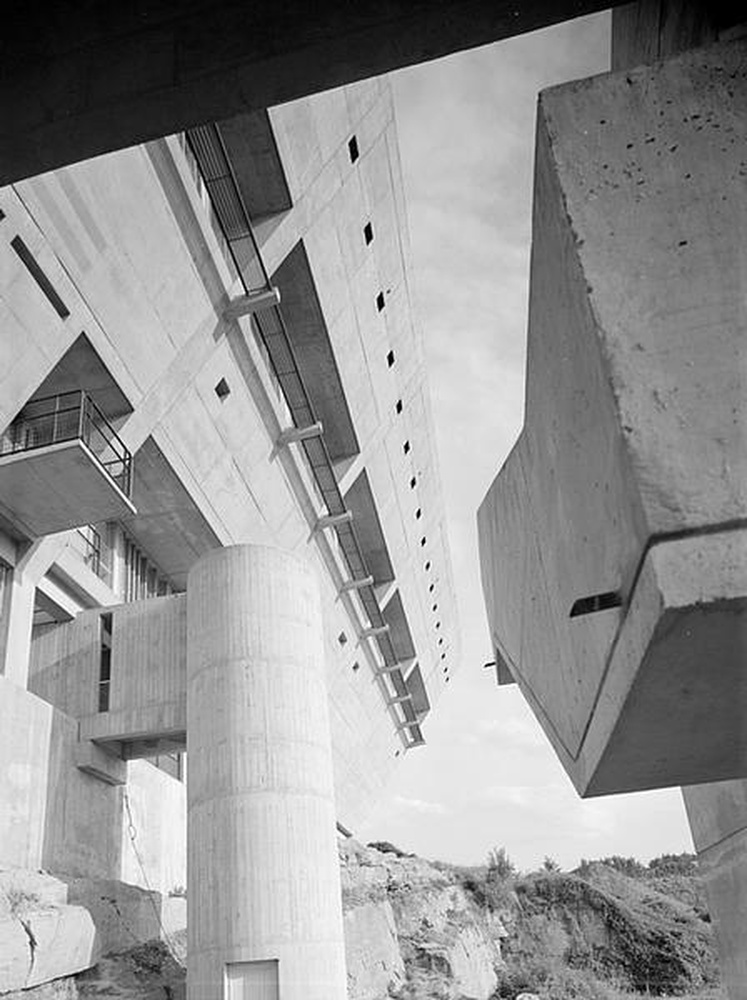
[
  {"left": 487, "top": 846, "right": 516, "bottom": 880},
  {"left": 367, "top": 840, "right": 412, "bottom": 858}
]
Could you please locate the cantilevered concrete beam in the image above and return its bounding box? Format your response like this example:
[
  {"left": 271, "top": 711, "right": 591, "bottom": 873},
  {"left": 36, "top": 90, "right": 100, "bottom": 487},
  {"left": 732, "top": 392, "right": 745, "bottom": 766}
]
[
  {"left": 339, "top": 575, "right": 374, "bottom": 592},
  {"left": 224, "top": 287, "right": 280, "bottom": 320},
  {"left": 360, "top": 624, "right": 390, "bottom": 640},
  {"left": 0, "top": 0, "right": 625, "bottom": 184},
  {"left": 315, "top": 510, "right": 353, "bottom": 531},
  {"left": 478, "top": 37, "right": 747, "bottom": 797},
  {"left": 277, "top": 422, "right": 324, "bottom": 447}
]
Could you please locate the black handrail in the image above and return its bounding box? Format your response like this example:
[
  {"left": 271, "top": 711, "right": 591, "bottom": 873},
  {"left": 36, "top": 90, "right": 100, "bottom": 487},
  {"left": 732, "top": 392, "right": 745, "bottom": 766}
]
[
  {"left": 183, "top": 123, "right": 423, "bottom": 745},
  {"left": 2, "top": 390, "right": 133, "bottom": 498}
]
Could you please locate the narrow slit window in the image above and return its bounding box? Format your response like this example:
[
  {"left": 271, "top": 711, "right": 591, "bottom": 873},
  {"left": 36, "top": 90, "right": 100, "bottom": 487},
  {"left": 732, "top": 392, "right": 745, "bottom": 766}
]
[
  {"left": 99, "top": 612, "right": 113, "bottom": 713},
  {"left": 415, "top": 508, "right": 422, "bottom": 519},
  {"left": 569, "top": 590, "right": 622, "bottom": 618},
  {"left": 410, "top": 476, "right": 417, "bottom": 489},
  {"left": 376, "top": 291, "right": 386, "bottom": 312},
  {"left": 348, "top": 136, "right": 359, "bottom": 162},
  {"left": 387, "top": 350, "right": 395, "bottom": 368},
  {"left": 364, "top": 222, "right": 374, "bottom": 245},
  {"left": 403, "top": 440, "right": 410, "bottom": 455},
  {"left": 215, "top": 378, "right": 230, "bottom": 401},
  {"left": 395, "top": 400, "right": 403, "bottom": 414},
  {"left": 11, "top": 236, "right": 70, "bottom": 319}
]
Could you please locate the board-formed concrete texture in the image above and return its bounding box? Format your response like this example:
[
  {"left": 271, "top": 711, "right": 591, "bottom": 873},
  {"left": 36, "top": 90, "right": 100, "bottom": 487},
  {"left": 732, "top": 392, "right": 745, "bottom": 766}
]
[
  {"left": 187, "top": 546, "right": 347, "bottom": 1000},
  {"left": 478, "top": 38, "right": 747, "bottom": 797},
  {"left": 0, "top": 0, "right": 628, "bottom": 186},
  {"left": 683, "top": 781, "right": 747, "bottom": 1000},
  {"left": 0, "top": 76, "right": 458, "bottom": 995}
]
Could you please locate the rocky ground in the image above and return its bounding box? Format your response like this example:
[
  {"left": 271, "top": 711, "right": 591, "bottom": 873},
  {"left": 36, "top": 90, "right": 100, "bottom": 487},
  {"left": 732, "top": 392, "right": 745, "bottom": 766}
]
[{"left": 0, "top": 843, "right": 723, "bottom": 1000}]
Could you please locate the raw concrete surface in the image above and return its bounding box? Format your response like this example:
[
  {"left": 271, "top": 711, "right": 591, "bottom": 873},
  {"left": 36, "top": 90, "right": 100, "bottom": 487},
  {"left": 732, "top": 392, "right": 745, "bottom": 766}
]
[{"left": 479, "top": 37, "right": 747, "bottom": 796}]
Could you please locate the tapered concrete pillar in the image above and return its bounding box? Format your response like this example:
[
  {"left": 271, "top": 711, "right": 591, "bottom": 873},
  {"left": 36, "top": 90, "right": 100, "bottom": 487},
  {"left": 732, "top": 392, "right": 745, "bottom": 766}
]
[{"left": 186, "top": 545, "right": 347, "bottom": 1000}]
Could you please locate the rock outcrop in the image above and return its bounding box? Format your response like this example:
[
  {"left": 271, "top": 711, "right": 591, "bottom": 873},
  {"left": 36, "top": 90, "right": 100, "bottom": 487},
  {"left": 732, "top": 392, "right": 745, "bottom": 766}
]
[
  {"left": 340, "top": 839, "right": 505, "bottom": 999},
  {"left": 0, "top": 849, "right": 720, "bottom": 999},
  {"left": 0, "top": 869, "right": 98, "bottom": 995}
]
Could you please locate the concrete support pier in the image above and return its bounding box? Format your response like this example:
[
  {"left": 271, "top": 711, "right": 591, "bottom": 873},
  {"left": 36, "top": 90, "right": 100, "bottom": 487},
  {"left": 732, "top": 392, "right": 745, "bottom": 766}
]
[{"left": 186, "top": 545, "right": 347, "bottom": 1000}]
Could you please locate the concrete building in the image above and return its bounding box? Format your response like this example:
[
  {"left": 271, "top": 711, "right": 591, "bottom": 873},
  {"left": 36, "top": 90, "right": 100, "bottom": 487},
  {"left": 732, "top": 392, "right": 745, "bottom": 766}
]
[
  {"left": 2, "top": 0, "right": 746, "bottom": 996},
  {"left": 477, "top": 8, "right": 747, "bottom": 998},
  {"left": 0, "top": 79, "right": 459, "bottom": 997}
]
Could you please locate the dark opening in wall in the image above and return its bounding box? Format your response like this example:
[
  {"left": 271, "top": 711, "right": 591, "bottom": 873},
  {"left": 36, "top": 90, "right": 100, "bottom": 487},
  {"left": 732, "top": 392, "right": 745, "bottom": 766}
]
[
  {"left": 352, "top": 661, "right": 360, "bottom": 672},
  {"left": 214, "top": 378, "right": 230, "bottom": 401},
  {"left": 364, "top": 222, "right": 374, "bottom": 244},
  {"left": 425, "top": 561, "right": 431, "bottom": 571},
  {"left": 338, "top": 631, "right": 348, "bottom": 646},
  {"left": 415, "top": 508, "right": 422, "bottom": 519},
  {"left": 403, "top": 441, "right": 410, "bottom": 455},
  {"left": 376, "top": 291, "right": 385, "bottom": 312},
  {"left": 410, "top": 476, "right": 417, "bottom": 489},
  {"left": 11, "top": 235, "right": 70, "bottom": 319},
  {"left": 99, "top": 613, "right": 113, "bottom": 712},
  {"left": 387, "top": 350, "right": 395, "bottom": 368},
  {"left": 420, "top": 536, "right": 426, "bottom": 547},
  {"left": 569, "top": 590, "right": 622, "bottom": 617},
  {"left": 395, "top": 399, "right": 403, "bottom": 414},
  {"left": 348, "top": 136, "right": 359, "bottom": 162}
]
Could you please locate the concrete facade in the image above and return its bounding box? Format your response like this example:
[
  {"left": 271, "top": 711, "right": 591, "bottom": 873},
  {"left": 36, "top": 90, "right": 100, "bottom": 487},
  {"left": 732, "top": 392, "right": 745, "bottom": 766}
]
[
  {"left": 477, "top": 12, "right": 747, "bottom": 998},
  {"left": 0, "top": 0, "right": 628, "bottom": 186},
  {"left": 0, "top": 78, "right": 458, "bottom": 995},
  {"left": 479, "top": 38, "right": 747, "bottom": 797},
  {"left": 187, "top": 546, "right": 347, "bottom": 1000}
]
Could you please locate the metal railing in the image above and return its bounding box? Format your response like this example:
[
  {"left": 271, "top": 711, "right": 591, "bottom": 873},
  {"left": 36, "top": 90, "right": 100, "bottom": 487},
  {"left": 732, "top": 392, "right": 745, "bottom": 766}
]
[
  {"left": 183, "top": 123, "right": 423, "bottom": 745},
  {"left": 1, "top": 390, "right": 133, "bottom": 498}
]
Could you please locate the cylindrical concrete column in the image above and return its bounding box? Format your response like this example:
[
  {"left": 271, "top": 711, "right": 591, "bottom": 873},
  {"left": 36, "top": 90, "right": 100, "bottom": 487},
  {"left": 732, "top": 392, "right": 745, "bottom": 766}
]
[{"left": 186, "top": 545, "right": 347, "bottom": 1000}]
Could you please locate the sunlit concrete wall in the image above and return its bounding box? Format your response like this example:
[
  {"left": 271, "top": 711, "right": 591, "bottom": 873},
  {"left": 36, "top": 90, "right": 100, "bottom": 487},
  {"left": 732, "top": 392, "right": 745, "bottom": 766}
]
[
  {"left": 478, "top": 38, "right": 747, "bottom": 798},
  {"left": 0, "top": 78, "right": 457, "bottom": 899},
  {"left": 0, "top": 676, "right": 185, "bottom": 892}
]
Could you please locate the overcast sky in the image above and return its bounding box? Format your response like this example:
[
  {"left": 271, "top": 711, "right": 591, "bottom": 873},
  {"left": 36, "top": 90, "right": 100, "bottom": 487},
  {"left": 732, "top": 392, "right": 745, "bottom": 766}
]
[{"left": 357, "top": 11, "right": 695, "bottom": 871}]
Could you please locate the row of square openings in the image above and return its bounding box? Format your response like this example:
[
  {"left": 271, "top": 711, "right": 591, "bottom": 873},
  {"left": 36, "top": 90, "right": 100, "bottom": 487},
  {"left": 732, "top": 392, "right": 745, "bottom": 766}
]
[
  {"left": 349, "top": 136, "right": 447, "bottom": 677},
  {"left": 347, "top": 137, "right": 392, "bottom": 336}
]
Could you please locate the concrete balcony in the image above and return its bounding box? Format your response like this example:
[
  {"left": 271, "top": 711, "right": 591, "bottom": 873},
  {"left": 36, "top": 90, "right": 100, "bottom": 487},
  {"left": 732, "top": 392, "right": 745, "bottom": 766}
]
[
  {"left": 478, "top": 40, "right": 747, "bottom": 797},
  {"left": 0, "top": 390, "right": 136, "bottom": 536}
]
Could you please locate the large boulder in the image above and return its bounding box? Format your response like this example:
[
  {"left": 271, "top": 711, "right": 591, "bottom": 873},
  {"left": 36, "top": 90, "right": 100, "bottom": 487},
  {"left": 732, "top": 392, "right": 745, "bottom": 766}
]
[{"left": 0, "top": 869, "right": 98, "bottom": 994}]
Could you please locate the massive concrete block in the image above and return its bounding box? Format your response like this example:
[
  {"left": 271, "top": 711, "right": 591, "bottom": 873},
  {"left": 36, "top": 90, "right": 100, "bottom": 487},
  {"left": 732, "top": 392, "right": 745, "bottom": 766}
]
[
  {"left": 478, "top": 39, "right": 747, "bottom": 796},
  {"left": 186, "top": 545, "right": 347, "bottom": 1000},
  {"left": 683, "top": 781, "right": 747, "bottom": 1000}
]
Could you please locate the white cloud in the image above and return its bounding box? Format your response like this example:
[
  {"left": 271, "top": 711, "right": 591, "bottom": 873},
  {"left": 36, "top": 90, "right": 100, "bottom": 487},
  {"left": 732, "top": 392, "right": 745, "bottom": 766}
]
[{"left": 393, "top": 796, "right": 449, "bottom": 816}]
